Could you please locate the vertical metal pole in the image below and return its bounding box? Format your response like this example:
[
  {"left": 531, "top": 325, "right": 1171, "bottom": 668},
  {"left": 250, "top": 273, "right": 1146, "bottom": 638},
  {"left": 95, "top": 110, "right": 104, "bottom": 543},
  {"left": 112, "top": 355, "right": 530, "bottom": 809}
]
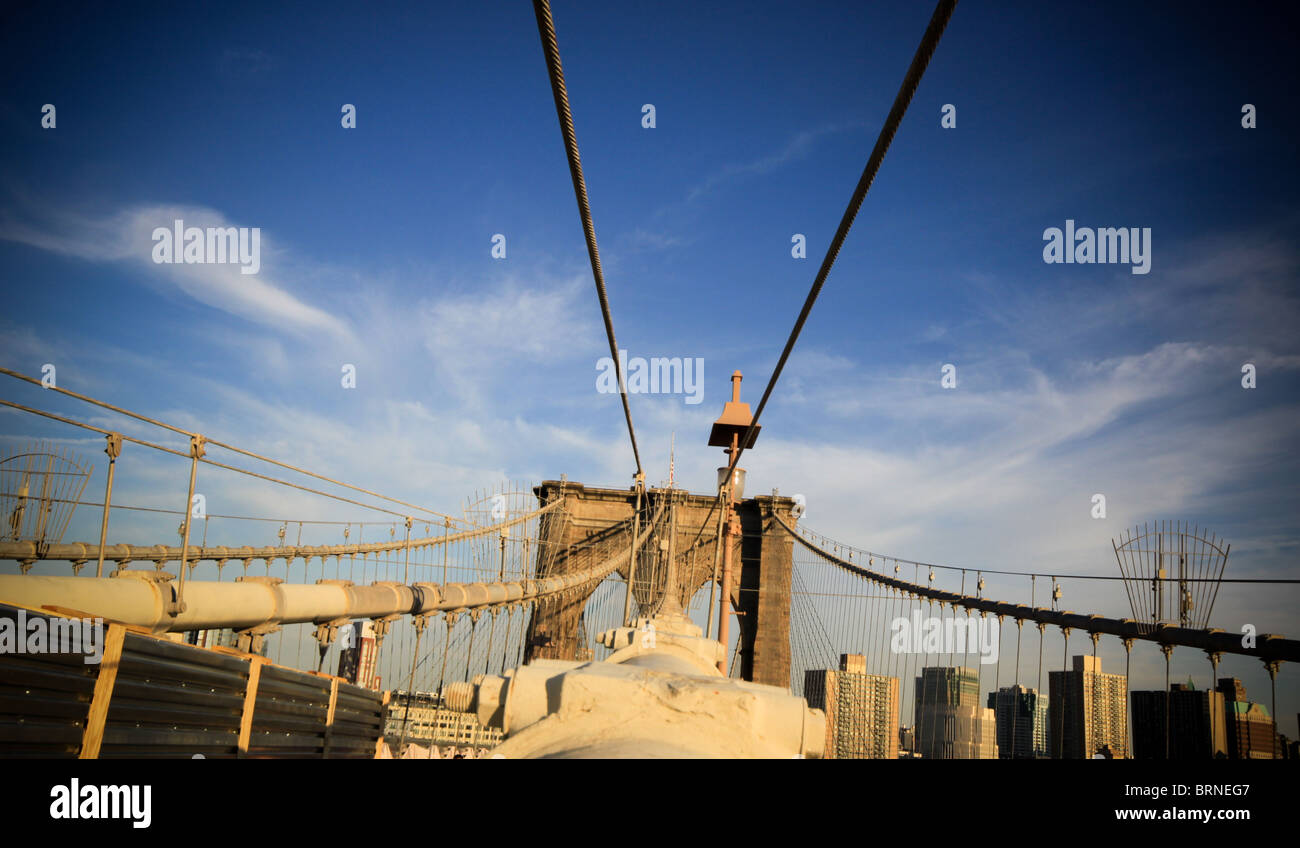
[
  {"left": 177, "top": 435, "right": 204, "bottom": 607},
  {"left": 717, "top": 433, "right": 738, "bottom": 671},
  {"left": 33, "top": 453, "right": 55, "bottom": 544},
  {"left": 1123, "top": 638, "right": 1133, "bottom": 759},
  {"left": 96, "top": 433, "right": 122, "bottom": 578},
  {"left": 442, "top": 519, "right": 450, "bottom": 584},
  {"left": 1162, "top": 644, "right": 1172, "bottom": 759},
  {"left": 666, "top": 492, "right": 678, "bottom": 609},
  {"left": 622, "top": 480, "right": 643, "bottom": 626},
  {"left": 717, "top": 515, "right": 733, "bottom": 669},
  {"left": 402, "top": 517, "right": 413, "bottom": 584},
  {"left": 705, "top": 496, "right": 724, "bottom": 640},
  {"left": 1267, "top": 660, "right": 1279, "bottom": 757}
]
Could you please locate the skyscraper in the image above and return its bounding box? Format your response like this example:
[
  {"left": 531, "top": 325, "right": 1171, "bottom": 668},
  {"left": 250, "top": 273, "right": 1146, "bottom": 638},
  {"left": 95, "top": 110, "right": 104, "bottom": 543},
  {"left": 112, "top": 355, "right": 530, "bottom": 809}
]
[
  {"left": 1048, "top": 655, "right": 1127, "bottom": 759},
  {"left": 914, "top": 666, "right": 997, "bottom": 759},
  {"left": 1130, "top": 683, "right": 1227, "bottom": 759},
  {"left": 988, "top": 684, "right": 1049, "bottom": 759},
  {"left": 804, "top": 653, "right": 899, "bottom": 759},
  {"left": 1216, "top": 678, "right": 1279, "bottom": 759}
]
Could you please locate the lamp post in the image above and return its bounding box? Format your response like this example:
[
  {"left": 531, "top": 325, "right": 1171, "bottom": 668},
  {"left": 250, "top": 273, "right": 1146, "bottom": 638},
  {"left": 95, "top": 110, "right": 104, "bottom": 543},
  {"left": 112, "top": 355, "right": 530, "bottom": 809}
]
[{"left": 707, "top": 371, "right": 760, "bottom": 674}]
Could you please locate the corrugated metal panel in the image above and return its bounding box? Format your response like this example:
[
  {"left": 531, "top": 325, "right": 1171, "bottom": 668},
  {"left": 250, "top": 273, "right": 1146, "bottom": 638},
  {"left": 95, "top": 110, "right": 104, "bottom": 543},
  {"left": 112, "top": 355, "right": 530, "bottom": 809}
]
[
  {"left": 98, "top": 631, "right": 246, "bottom": 759},
  {"left": 1, "top": 603, "right": 387, "bottom": 759},
  {"left": 246, "top": 664, "right": 331, "bottom": 758},
  {"left": 0, "top": 604, "right": 97, "bottom": 758},
  {"left": 327, "top": 680, "right": 385, "bottom": 758}
]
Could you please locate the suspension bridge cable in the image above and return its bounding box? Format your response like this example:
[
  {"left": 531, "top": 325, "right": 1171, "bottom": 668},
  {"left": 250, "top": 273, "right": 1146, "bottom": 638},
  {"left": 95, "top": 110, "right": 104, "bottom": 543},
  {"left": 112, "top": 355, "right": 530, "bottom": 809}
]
[
  {"left": 717, "top": 0, "right": 959, "bottom": 490},
  {"left": 678, "top": 0, "right": 962, "bottom": 566},
  {"left": 792, "top": 521, "right": 1298, "bottom": 584},
  {"left": 531, "top": 0, "right": 643, "bottom": 479},
  {"left": 0, "top": 493, "right": 411, "bottom": 528},
  {"left": 0, "top": 397, "right": 446, "bottom": 523},
  {"left": 0, "top": 367, "right": 464, "bottom": 524}
]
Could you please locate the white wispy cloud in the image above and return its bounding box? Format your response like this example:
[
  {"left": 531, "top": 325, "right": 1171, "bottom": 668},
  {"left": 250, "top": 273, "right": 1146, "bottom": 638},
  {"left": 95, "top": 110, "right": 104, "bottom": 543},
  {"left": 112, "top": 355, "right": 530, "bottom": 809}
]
[
  {"left": 0, "top": 201, "right": 353, "bottom": 341},
  {"left": 418, "top": 273, "right": 598, "bottom": 407},
  {"left": 685, "top": 123, "right": 857, "bottom": 205},
  {"left": 2, "top": 198, "right": 1295, "bottom": 656}
]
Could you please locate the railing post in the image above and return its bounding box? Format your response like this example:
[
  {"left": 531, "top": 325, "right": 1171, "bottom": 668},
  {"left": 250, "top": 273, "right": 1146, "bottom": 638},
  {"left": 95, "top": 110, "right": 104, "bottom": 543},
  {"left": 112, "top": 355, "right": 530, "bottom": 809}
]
[
  {"left": 402, "top": 516, "right": 413, "bottom": 584},
  {"left": 177, "top": 434, "right": 205, "bottom": 609},
  {"left": 498, "top": 527, "right": 508, "bottom": 580},
  {"left": 95, "top": 433, "right": 122, "bottom": 578},
  {"left": 442, "top": 518, "right": 450, "bottom": 584}
]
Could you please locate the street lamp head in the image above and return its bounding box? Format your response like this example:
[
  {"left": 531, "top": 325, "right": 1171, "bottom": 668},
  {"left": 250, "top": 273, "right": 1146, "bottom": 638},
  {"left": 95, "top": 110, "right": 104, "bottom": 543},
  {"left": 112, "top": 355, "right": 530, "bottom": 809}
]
[{"left": 708, "top": 370, "right": 760, "bottom": 450}]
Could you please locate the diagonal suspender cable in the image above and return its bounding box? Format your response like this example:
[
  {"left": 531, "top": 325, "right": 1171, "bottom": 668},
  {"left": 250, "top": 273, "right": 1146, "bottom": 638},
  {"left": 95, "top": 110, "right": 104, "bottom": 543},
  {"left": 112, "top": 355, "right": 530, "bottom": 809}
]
[
  {"left": 533, "top": 0, "right": 643, "bottom": 480},
  {"left": 719, "top": 0, "right": 958, "bottom": 489}
]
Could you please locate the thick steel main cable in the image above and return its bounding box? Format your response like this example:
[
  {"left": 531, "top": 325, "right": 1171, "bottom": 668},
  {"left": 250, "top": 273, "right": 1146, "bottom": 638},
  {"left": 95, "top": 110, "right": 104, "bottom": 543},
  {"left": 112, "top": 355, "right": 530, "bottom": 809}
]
[
  {"left": 721, "top": 0, "right": 958, "bottom": 490},
  {"left": 532, "top": 0, "right": 643, "bottom": 480},
  {"left": 687, "top": 0, "right": 959, "bottom": 554}
]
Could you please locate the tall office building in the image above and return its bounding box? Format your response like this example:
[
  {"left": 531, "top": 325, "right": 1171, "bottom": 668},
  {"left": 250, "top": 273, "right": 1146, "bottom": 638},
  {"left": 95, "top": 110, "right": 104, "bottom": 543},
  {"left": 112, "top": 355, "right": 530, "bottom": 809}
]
[
  {"left": 914, "top": 666, "right": 997, "bottom": 759},
  {"left": 1048, "top": 655, "right": 1127, "bottom": 759},
  {"left": 988, "top": 684, "right": 1049, "bottom": 759},
  {"left": 804, "top": 653, "right": 899, "bottom": 759},
  {"left": 1130, "top": 683, "right": 1227, "bottom": 759},
  {"left": 898, "top": 725, "right": 917, "bottom": 757},
  {"left": 1216, "top": 678, "right": 1279, "bottom": 759}
]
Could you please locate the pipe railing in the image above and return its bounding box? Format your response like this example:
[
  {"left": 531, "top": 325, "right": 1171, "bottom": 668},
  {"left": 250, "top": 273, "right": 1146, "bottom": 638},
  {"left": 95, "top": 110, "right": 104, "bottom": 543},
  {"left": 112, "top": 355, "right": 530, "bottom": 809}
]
[{"left": 0, "top": 501, "right": 664, "bottom": 636}]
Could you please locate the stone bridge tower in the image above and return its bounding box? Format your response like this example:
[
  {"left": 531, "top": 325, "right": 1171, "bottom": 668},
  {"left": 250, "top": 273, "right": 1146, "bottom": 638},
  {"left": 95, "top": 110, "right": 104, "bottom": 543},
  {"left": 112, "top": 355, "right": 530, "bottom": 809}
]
[{"left": 524, "top": 480, "right": 797, "bottom": 688}]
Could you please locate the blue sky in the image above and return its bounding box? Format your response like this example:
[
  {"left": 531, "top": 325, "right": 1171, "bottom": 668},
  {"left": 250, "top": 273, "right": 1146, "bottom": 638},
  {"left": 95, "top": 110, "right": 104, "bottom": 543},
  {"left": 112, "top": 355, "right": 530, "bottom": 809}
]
[{"left": 2, "top": 1, "right": 1299, "bottom": 729}]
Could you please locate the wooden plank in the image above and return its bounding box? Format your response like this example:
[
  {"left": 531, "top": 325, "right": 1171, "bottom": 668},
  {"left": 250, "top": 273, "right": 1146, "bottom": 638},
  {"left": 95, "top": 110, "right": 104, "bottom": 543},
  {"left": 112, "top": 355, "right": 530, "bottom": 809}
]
[
  {"left": 39, "top": 605, "right": 97, "bottom": 620},
  {"left": 323, "top": 678, "right": 339, "bottom": 760},
  {"left": 236, "top": 657, "right": 267, "bottom": 758},
  {"left": 209, "top": 645, "right": 258, "bottom": 660},
  {"left": 78, "top": 623, "right": 126, "bottom": 759}
]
